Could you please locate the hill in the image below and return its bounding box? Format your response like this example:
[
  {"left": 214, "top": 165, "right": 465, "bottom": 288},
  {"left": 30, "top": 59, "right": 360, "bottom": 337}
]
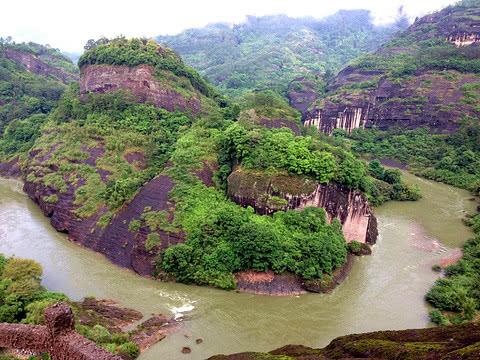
[
  {"left": 304, "top": 0, "right": 480, "bottom": 134},
  {"left": 0, "top": 37, "right": 424, "bottom": 293},
  {"left": 157, "top": 11, "right": 408, "bottom": 97},
  {"left": 0, "top": 39, "right": 78, "bottom": 155}
]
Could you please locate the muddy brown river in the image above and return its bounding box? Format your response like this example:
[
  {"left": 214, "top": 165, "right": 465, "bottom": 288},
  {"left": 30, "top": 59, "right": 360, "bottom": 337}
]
[{"left": 0, "top": 171, "right": 476, "bottom": 359}]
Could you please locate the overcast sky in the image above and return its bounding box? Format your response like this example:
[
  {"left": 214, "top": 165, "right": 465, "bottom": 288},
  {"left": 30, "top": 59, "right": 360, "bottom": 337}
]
[{"left": 3, "top": 0, "right": 457, "bottom": 53}]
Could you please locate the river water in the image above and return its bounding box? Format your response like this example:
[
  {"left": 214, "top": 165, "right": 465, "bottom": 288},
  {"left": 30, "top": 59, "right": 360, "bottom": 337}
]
[{"left": 0, "top": 172, "right": 476, "bottom": 359}]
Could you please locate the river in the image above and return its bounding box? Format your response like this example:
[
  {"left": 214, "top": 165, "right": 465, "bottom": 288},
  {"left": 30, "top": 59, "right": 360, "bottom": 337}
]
[{"left": 0, "top": 172, "right": 476, "bottom": 359}]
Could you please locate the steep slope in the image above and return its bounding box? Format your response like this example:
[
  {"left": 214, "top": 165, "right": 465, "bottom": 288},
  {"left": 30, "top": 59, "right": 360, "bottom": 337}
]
[
  {"left": 209, "top": 322, "right": 480, "bottom": 359},
  {"left": 0, "top": 40, "right": 78, "bottom": 134},
  {"left": 305, "top": 1, "right": 480, "bottom": 134},
  {"left": 0, "top": 38, "right": 421, "bottom": 295},
  {"left": 157, "top": 11, "right": 407, "bottom": 96}
]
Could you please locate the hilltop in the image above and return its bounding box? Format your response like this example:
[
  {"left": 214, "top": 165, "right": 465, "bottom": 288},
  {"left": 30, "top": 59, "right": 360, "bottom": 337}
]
[
  {"left": 157, "top": 11, "right": 408, "bottom": 96},
  {"left": 0, "top": 39, "right": 78, "bottom": 138},
  {"left": 304, "top": 0, "right": 480, "bottom": 133}
]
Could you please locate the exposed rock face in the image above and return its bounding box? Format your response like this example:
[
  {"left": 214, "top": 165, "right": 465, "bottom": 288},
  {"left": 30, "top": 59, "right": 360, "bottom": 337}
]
[
  {"left": 256, "top": 117, "right": 301, "bottom": 135},
  {"left": 3, "top": 48, "right": 78, "bottom": 84},
  {"left": 208, "top": 322, "right": 480, "bottom": 359},
  {"left": 287, "top": 76, "right": 324, "bottom": 118},
  {"left": 305, "top": 70, "right": 478, "bottom": 134},
  {"left": 227, "top": 168, "right": 377, "bottom": 244},
  {"left": 305, "top": 5, "right": 480, "bottom": 135},
  {"left": 24, "top": 171, "right": 181, "bottom": 276},
  {"left": 80, "top": 64, "right": 201, "bottom": 114},
  {"left": 0, "top": 157, "right": 21, "bottom": 177},
  {"left": 235, "top": 271, "right": 307, "bottom": 296}
]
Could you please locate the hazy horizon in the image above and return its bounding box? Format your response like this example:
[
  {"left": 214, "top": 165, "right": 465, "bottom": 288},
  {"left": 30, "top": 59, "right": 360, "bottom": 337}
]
[{"left": 3, "top": 0, "right": 457, "bottom": 53}]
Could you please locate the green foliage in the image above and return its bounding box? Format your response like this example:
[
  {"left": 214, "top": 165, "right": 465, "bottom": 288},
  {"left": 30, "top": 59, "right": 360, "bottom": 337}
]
[
  {"left": 77, "top": 324, "right": 139, "bottom": 358},
  {"left": 160, "top": 186, "right": 347, "bottom": 289},
  {"left": 145, "top": 233, "right": 161, "bottom": 251},
  {"left": 426, "top": 212, "right": 480, "bottom": 324},
  {"left": 350, "top": 124, "right": 480, "bottom": 191},
  {"left": 219, "top": 122, "right": 366, "bottom": 188},
  {"left": 157, "top": 12, "right": 407, "bottom": 96},
  {"left": 25, "top": 89, "right": 194, "bottom": 218},
  {"left": 238, "top": 90, "right": 300, "bottom": 121},
  {"left": 78, "top": 37, "right": 220, "bottom": 100},
  {"left": 0, "top": 42, "right": 76, "bottom": 136}
]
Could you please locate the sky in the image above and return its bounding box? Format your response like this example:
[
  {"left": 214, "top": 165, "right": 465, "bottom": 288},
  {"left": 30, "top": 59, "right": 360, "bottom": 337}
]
[{"left": 3, "top": 0, "right": 457, "bottom": 53}]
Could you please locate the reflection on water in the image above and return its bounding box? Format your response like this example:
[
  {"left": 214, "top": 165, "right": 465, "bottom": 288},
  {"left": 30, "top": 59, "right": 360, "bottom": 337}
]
[{"left": 0, "top": 174, "right": 476, "bottom": 359}]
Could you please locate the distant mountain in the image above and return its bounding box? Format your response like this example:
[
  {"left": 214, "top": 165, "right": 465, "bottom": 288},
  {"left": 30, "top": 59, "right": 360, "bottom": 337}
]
[
  {"left": 157, "top": 10, "right": 408, "bottom": 96},
  {"left": 304, "top": 0, "right": 480, "bottom": 134},
  {"left": 0, "top": 39, "right": 78, "bottom": 134}
]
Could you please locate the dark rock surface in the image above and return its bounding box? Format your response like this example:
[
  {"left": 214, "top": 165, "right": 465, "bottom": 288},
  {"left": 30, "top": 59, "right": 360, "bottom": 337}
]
[
  {"left": 227, "top": 168, "right": 377, "bottom": 244},
  {"left": 304, "top": 5, "right": 480, "bottom": 134},
  {"left": 209, "top": 322, "right": 480, "bottom": 359}
]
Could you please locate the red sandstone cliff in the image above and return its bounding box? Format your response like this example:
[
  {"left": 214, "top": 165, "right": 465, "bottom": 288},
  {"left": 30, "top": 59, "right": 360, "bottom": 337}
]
[
  {"left": 79, "top": 64, "right": 202, "bottom": 114},
  {"left": 303, "top": 5, "right": 480, "bottom": 134},
  {"left": 3, "top": 48, "right": 78, "bottom": 84},
  {"left": 227, "top": 168, "right": 378, "bottom": 244}
]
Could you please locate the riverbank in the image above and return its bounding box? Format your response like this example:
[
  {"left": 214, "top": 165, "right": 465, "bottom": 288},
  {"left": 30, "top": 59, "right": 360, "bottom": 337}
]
[{"left": 0, "top": 174, "right": 476, "bottom": 359}]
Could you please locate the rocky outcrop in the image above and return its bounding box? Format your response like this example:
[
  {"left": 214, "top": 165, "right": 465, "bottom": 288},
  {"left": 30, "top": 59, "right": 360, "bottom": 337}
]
[
  {"left": 227, "top": 168, "right": 377, "bottom": 244},
  {"left": 305, "top": 70, "right": 479, "bottom": 134},
  {"left": 3, "top": 48, "right": 78, "bottom": 84},
  {"left": 234, "top": 271, "right": 307, "bottom": 296},
  {"left": 209, "top": 322, "right": 480, "bottom": 359},
  {"left": 287, "top": 76, "right": 324, "bottom": 118},
  {"left": 0, "top": 157, "right": 21, "bottom": 177},
  {"left": 24, "top": 172, "right": 181, "bottom": 276},
  {"left": 305, "top": 4, "right": 480, "bottom": 135},
  {"left": 80, "top": 64, "right": 201, "bottom": 114},
  {"left": 256, "top": 117, "right": 301, "bottom": 135},
  {"left": 0, "top": 303, "right": 122, "bottom": 360}
]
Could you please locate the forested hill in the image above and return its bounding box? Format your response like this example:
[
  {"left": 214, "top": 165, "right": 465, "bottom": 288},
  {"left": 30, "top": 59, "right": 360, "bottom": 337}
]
[
  {"left": 0, "top": 39, "right": 78, "bottom": 136},
  {"left": 157, "top": 10, "right": 408, "bottom": 96}
]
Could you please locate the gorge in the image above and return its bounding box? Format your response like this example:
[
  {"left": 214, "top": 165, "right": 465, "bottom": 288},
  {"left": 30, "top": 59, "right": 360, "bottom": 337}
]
[{"left": 0, "top": 170, "right": 475, "bottom": 359}]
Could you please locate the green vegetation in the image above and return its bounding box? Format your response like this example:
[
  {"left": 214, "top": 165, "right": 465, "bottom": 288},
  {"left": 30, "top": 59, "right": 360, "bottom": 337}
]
[
  {"left": 23, "top": 88, "right": 192, "bottom": 218},
  {"left": 157, "top": 11, "right": 407, "bottom": 96},
  {"left": 237, "top": 90, "right": 300, "bottom": 122},
  {"left": 0, "top": 37, "right": 417, "bottom": 292},
  {"left": 426, "top": 213, "right": 480, "bottom": 325},
  {"left": 0, "top": 50, "right": 67, "bottom": 135},
  {"left": 0, "top": 254, "right": 139, "bottom": 358},
  {"left": 79, "top": 37, "right": 220, "bottom": 100},
  {"left": 348, "top": 123, "right": 480, "bottom": 191}
]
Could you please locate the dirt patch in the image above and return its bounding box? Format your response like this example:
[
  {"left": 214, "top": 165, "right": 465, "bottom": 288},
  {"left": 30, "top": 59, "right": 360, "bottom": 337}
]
[{"left": 235, "top": 271, "right": 306, "bottom": 296}]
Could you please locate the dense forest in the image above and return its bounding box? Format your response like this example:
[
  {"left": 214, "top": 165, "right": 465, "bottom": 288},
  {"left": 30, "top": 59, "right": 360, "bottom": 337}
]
[{"left": 158, "top": 10, "right": 408, "bottom": 96}]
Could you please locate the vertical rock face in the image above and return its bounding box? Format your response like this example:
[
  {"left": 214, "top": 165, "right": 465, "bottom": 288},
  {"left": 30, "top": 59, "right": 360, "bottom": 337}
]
[
  {"left": 3, "top": 48, "right": 78, "bottom": 83},
  {"left": 79, "top": 64, "right": 201, "bottom": 114},
  {"left": 304, "top": 105, "right": 367, "bottom": 134},
  {"left": 304, "top": 5, "right": 480, "bottom": 135},
  {"left": 227, "top": 168, "right": 377, "bottom": 244}
]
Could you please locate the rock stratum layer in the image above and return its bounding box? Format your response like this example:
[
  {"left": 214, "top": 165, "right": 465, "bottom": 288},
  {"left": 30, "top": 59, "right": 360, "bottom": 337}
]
[
  {"left": 209, "top": 322, "right": 480, "bottom": 359},
  {"left": 80, "top": 64, "right": 202, "bottom": 114},
  {"left": 304, "top": 4, "right": 480, "bottom": 134},
  {"left": 3, "top": 48, "right": 78, "bottom": 84},
  {"left": 227, "top": 168, "right": 378, "bottom": 244}
]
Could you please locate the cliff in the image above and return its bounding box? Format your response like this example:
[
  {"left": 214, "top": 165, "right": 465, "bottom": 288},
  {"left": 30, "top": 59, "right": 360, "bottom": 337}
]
[
  {"left": 227, "top": 168, "right": 377, "bottom": 244},
  {"left": 304, "top": 3, "right": 480, "bottom": 134},
  {"left": 209, "top": 322, "right": 480, "bottom": 359},
  {"left": 3, "top": 47, "right": 78, "bottom": 84},
  {"left": 80, "top": 64, "right": 202, "bottom": 114}
]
